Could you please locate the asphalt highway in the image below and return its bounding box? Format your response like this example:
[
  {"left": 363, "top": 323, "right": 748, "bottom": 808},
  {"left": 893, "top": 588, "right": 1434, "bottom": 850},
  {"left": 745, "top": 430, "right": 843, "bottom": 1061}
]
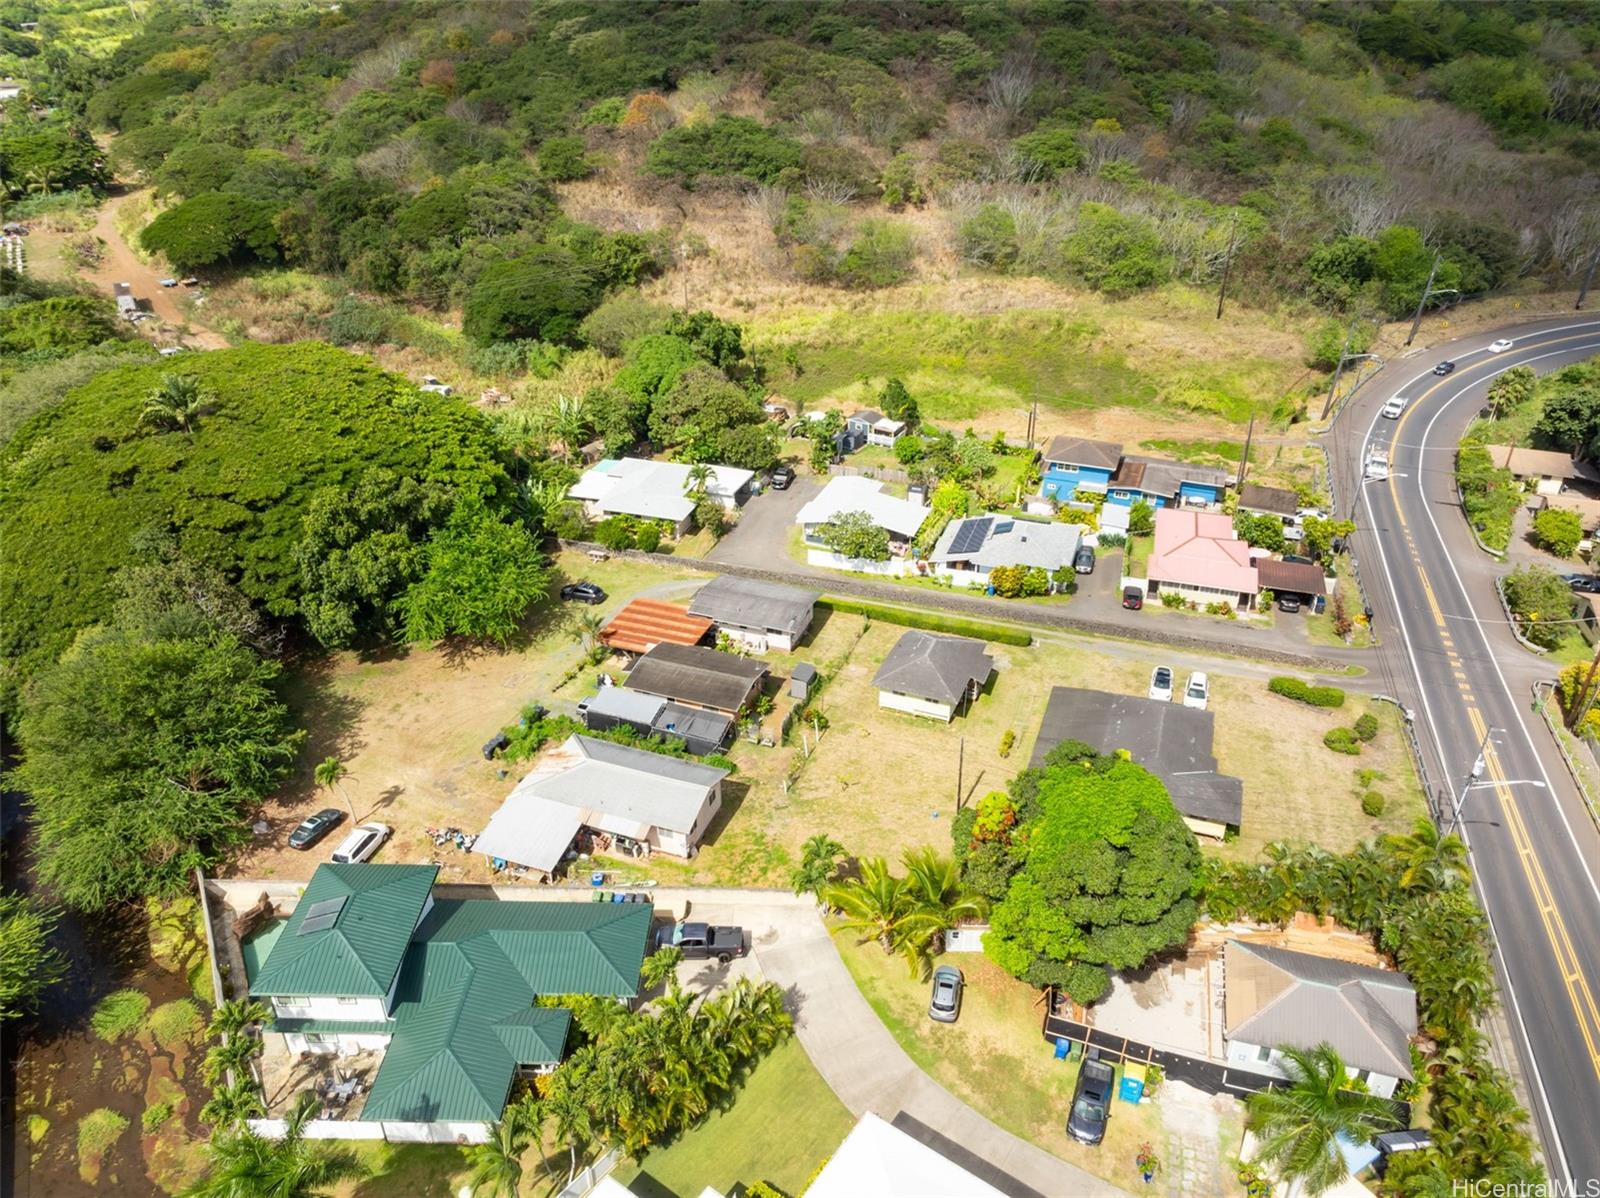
[{"left": 1332, "top": 316, "right": 1600, "bottom": 1186}]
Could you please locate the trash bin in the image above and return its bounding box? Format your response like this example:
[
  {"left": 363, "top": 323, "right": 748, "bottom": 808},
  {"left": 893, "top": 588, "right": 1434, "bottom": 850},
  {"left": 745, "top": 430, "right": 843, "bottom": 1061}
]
[
  {"left": 1119, "top": 1062, "right": 1147, "bottom": 1103},
  {"left": 590, "top": 871, "right": 606, "bottom": 887},
  {"left": 1054, "top": 1037, "right": 1071, "bottom": 1060}
]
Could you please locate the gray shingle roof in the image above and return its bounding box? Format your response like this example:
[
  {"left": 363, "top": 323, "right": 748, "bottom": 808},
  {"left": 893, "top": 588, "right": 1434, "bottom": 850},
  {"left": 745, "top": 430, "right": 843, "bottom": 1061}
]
[
  {"left": 688, "top": 575, "right": 820, "bottom": 638},
  {"left": 1237, "top": 483, "right": 1300, "bottom": 517},
  {"left": 927, "top": 514, "right": 1082, "bottom": 572},
  {"left": 1224, "top": 941, "right": 1417, "bottom": 1079},
  {"left": 1030, "top": 687, "right": 1243, "bottom": 827},
  {"left": 872, "top": 631, "right": 994, "bottom": 705},
  {"left": 1043, "top": 435, "right": 1123, "bottom": 471},
  {"left": 624, "top": 642, "right": 768, "bottom": 712},
  {"left": 525, "top": 734, "right": 729, "bottom": 834}
]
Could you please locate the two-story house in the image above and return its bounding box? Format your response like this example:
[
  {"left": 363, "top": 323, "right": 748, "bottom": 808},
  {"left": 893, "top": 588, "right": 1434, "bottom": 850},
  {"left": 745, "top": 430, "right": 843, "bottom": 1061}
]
[{"left": 1039, "top": 436, "right": 1123, "bottom": 501}]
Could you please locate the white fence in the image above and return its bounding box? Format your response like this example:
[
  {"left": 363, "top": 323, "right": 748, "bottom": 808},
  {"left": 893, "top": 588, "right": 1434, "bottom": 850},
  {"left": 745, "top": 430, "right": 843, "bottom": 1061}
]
[
  {"left": 806, "top": 549, "right": 910, "bottom": 575},
  {"left": 247, "top": 1118, "right": 386, "bottom": 1141}
]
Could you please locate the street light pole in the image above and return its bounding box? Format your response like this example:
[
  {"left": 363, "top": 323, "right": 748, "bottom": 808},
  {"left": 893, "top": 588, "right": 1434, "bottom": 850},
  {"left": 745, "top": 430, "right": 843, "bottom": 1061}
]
[
  {"left": 1447, "top": 728, "right": 1491, "bottom": 837},
  {"left": 1405, "top": 253, "right": 1442, "bottom": 348}
]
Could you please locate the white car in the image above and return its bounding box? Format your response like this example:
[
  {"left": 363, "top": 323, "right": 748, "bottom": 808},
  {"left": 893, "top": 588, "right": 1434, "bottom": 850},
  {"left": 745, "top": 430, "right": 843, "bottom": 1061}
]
[
  {"left": 1148, "top": 666, "right": 1174, "bottom": 702},
  {"left": 331, "top": 822, "right": 391, "bottom": 864},
  {"left": 1380, "top": 396, "right": 1406, "bottom": 419},
  {"left": 1363, "top": 449, "right": 1390, "bottom": 481},
  {"left": 419, "top": 375, "right": 454, "bottom": 396},
  {"left": 1488, "top": 338, "right": 1514, "bottom": 354},
  {"left": 1183, "top": 672, "right": 1209, "bottom": 710}
]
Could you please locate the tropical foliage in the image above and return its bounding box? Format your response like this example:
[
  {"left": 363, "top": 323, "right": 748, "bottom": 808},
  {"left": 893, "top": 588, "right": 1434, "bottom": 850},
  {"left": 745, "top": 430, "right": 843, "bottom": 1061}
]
[
  {"left": 184, "top": 1092, "right": 361, "bottom": 1198},
  {"left": 1203, "top": 827, "right": 1540, "bottom": 1192},
  {"left": 823, "top": 850, "right": 986, "bottom": 977},
  {"left": 1246, "top": 1044, "right": 1400, "bottom": 1196},
  {"left": 0, "top": 895, "right": 67, "bottom": 1022}
]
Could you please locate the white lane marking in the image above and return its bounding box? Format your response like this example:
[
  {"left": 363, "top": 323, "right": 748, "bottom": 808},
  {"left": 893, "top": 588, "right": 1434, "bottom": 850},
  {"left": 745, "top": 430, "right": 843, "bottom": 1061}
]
[{"left": 1356, "top": 327, "right": 1600, "bottom": 1182}]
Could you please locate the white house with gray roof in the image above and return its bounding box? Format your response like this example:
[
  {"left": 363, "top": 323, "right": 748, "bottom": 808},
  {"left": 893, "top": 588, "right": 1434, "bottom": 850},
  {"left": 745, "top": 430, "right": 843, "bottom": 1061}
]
[
  {"left": 924, "top": 514, "right": 1082, "bottom": 587},
  {"left": 569, "top": 458, "right": 754, "bottom": 534},
  {"left": 475, "top": 735, "right": 729, "bottom": 872},
  {"left": 872, "top": 631, "right": 995, "bottom": 722},
  {"left": 1223, "top": 941, "right": 1418, "bottom": 1098},
  {"left": 688, "top": 575, "right": 819, "bottom": 652}
]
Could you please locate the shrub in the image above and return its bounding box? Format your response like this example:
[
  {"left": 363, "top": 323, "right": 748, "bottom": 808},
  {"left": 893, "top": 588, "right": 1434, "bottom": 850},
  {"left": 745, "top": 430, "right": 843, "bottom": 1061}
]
[
  {"left": 76, "top": 1109, "right": 129, "bottom": 1176},
  {"left": 1361, "top": 792, "right": 1386, "bottom": 816},
  {"left": 1268, "top": 677, "right": 1347, "bottom": 708},
  {"left": 141, "top": 1103, "right": 174, "bottom": 1134},
  {"left": 1532, "top": 507, "right": 1583, "bottom": 559},
  {"left": 1097, "top": 531, "right": 1127, "bottom": 548},
  {"left": 146, "top": 999, "right": 203, "bottom": 1051},
  {"left": 634, "top": 523, "right": 662, "bottom": 553},
  {"left": 462, "top": 248, "right": 599, "bottom": 345},
  {"left": 92, "top": 989, "right": 151, "bottom": 1041},
  {"left": 1324, "top": 726, "right": 1362, "bottom": 755},
  {"left": 538, "top": 135, "right": 592, "bottom": 181},
  {"left": 815, "top": 598, "right": 1030, "bottom": 646},
  {"left": 1204, "top": 600, "right": 1236, "bottom": 618},
  {"left": 999, "top": 729, "right": 1016, "bottom": 758},
  {"left": 139, "top": 192, "right": 282, "bottom": 271},
  {"left": 1502, "top": 564, "right": 1575, "bottom": 650},
  {"left": 1160, "top": 591, "right": 1185, "bottom": 608},
  {"left": 644, "top": 115, "right": 802, "bottom": 185},
  {"left": 1354, "top": 712, "right": 1380, "bottom": 742},
  {"left": 1556, "top": 661, "right": 1600, "bottom": 735},
  {"left": 322, "top": 296, "right": 395, "bottom": 346},
  {"left": 594, "top": 515, "right": 635, "bottom": 551}
]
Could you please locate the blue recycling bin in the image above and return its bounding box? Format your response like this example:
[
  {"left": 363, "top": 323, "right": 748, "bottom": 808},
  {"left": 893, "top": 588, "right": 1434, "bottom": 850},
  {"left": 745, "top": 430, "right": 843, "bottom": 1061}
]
[
  {"left": 590, "top": 871, "right": 605, "bottom": 887},
  {"left": 1054, "top": 1037, "right": 1071, "bottom": 1060},
  {"left": 1119, "top": 1063, "right": 1147, "bottom": 1104}
]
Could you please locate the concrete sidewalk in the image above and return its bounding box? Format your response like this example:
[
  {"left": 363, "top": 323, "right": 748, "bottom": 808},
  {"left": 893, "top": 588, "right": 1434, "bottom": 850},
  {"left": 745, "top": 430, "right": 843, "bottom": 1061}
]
[{"left": 751, "top": 902, "right": 1127, "bottom": 1198}]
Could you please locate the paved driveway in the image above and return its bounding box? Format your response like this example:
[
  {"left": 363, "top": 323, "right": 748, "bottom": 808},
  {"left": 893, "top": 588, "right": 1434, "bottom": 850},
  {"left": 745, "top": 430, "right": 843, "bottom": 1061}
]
[{"left": 709, "top": 477, "right": 820, "bottom": 569}]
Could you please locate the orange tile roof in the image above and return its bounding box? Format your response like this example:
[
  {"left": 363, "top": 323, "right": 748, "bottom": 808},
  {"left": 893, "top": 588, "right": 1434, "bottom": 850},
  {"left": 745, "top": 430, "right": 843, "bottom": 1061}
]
[{"left": 599, "top": 599, "right": 713, "bottom": 655}]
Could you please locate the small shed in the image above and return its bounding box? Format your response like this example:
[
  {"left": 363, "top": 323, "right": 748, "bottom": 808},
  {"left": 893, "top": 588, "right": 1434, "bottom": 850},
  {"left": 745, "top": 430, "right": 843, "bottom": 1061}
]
[{"left": 790, "top": 662, "right": 817, "bottom": 700}]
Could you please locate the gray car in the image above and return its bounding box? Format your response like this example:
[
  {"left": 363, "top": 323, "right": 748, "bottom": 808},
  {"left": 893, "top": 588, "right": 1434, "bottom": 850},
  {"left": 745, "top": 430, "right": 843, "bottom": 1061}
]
[{"left": 929, "top": 965, "right": 963, "bottom": 1023}]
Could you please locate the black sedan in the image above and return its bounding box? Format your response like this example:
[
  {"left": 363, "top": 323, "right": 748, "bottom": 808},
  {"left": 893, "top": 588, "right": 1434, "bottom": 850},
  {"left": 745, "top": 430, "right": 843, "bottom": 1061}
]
[
  {"left": 288, "top": 808, "right": 345, "bottom": 850},
  {"left": 560, "top": 582, "right": 607, "bottom": 604},
  {"left": 771, "top": 465, "right": 796, "bottom": 490},
  {"left": 1433, "top": 360, "right": 1456, "bottom": 376},
  {"left": 1067, "top": 1057, "right": 1115, "bottom": 1145},
  {"left": 1564, "top": 574, "right": 1600, "bottom": 594}
]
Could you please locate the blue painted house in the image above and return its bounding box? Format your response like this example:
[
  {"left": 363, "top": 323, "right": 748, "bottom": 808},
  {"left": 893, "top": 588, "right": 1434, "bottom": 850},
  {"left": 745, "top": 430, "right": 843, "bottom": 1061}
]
[
  {"left": 1040, "top": 435, "right": 1123, "bottom": 501},
  {"left": 1105, "top": 456, "right": 1230, "bottom": 508}
]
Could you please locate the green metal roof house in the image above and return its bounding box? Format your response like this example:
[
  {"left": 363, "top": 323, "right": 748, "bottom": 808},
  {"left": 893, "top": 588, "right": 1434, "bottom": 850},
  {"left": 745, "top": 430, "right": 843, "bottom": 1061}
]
[{"left": 246, "top": 863, "right": 651, "bottom": 1141}]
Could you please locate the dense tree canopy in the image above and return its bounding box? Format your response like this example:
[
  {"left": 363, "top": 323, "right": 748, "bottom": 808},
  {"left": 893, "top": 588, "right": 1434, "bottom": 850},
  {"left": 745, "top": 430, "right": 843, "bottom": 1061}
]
[
  {"left": 16, "top": 626, "right": 304, "bottom": 910},
  {"left": 139, "top": 191, "right": 283, "bottom": 272},
  {"left": 0, "top": 343, "right": 514, "bottom": 708},
  {"left": 979, "top": 749, "right": 1201, "bottom": 1003}
]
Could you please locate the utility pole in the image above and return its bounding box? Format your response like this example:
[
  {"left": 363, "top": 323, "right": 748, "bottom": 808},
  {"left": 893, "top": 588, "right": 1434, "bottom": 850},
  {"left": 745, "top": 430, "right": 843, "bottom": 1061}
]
[
  {"left": 956, "top": 737, "right": 965, "bottom": 809},
  {"left": 1577, "top": 247, "right": 1600, "bottom": 311},
  {"left": 1237, "top": 414, "right": 1255, "bottom": 487},
  {"left": 1568, "top": 641, "right": 1600, "bottom": 731},
  {"left": 1319, "top": 323, "right": 1358, "bottom": 420},
  {"left": 1215, "top": 217, "right": 1239, "bottom": 320},
  {"left": 1446, "top": 728, "right": 1492, "bottom": 837},
  {"left": 1405, "top": 252, "right": 1455, "bottom": 347}
]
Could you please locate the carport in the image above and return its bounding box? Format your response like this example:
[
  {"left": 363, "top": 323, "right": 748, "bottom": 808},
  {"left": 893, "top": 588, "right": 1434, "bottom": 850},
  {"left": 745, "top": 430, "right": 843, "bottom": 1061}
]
[{"left": 1255, "top": 558, "right": 1328, "bottom": 610}]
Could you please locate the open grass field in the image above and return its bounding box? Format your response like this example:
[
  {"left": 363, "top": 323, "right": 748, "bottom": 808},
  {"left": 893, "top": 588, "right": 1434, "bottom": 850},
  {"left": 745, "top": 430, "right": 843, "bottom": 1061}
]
[
  {"left": 743, "top": 281, "right": 1316, "bottom": 441},
  {"left": 834, "top": 932, "right": 1247, "bottom": 1197},
  {"left": 614, "top": 1037, "right": 853, "bottom": 1198}
]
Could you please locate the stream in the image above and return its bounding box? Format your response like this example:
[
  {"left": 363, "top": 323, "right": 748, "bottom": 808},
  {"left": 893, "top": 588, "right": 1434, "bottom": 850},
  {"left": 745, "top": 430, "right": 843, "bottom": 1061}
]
[{"left": 2, "top": 786, "right": 212, "bottom": 1198}]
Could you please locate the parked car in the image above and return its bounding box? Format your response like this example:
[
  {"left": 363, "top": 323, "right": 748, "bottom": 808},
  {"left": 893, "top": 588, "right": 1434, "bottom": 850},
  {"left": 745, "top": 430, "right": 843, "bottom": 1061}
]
[
  {"left": 654, "top": 921, "right": 747, "bottom": 963},
  {"left": 928, "top": 965, "right": 964, "bottom": 1023},
  {"left": 1282, "top": 554, "right": 1315, "bottom": 566},
  {"left": 419, "top": 375, "right": 454, "bottom": 396},
  {"left": 1183, "top": 671, "right": 1209, "bottom": 710},
  {"left": 1121, "top": 585, "right": 1144, "bottom": 610},
  {"left": 1433, "top": 360, "right": 1456, "bottom": 376},
  {"left": 1277, "top": 594, "right": 1302, "bottom": 613},
  {"left": 288, "top": 808, "right": 345, "bottom": 850},
  {"left": 1564, "top": 574, "right": 1600, "bottom": 594},
  {"left": 331, "top": 822, "right": 391, "bottom": 864},
  {"left": 1073, "top": 545, "right": 1096, "bottom": 575},
  {"left": 159, "top": 277, "right": 177, "bottom": 288},
  {"left": 1488, "top": 338, "right": 1514, "bottom": 353},
  {"left": 1380, "top": 395, "right": 1407, "bottom": 419},
  {"left": 1148, "top": 666, "right": 1173, "bottom": 702},
  {"left": 560, "top": 582, "right": 607, "bottom": 604},
  {"left": 1066, "top": 1057, "right": 1115, "bottom": 1145},
  {"left": 771, "top": 465, "right": 795, "bottom": 490}
]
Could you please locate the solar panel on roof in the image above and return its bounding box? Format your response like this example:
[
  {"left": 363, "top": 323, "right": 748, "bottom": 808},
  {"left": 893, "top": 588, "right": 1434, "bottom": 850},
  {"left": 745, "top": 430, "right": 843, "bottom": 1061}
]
[
  {"left": 949, "top": 517, "right": 992, "bottom": 556},
  {"left": 297, "top": 894, "right": 349, "bottom": 935}
]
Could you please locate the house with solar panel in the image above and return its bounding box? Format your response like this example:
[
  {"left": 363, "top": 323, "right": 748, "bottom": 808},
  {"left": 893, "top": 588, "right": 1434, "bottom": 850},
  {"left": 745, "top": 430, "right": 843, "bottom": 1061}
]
[
  {"left": 923, "top": 513, "right": 1082, "bottom": 588},
  {"left": 244, "top": 862, "right": 650, "bottom": 1142}
]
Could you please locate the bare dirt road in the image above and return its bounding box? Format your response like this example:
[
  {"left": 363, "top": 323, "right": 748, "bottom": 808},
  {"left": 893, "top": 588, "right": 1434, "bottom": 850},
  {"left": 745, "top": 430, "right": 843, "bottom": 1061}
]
[{"left": 77, "top": 189, "right": 229, "bottom": 348}]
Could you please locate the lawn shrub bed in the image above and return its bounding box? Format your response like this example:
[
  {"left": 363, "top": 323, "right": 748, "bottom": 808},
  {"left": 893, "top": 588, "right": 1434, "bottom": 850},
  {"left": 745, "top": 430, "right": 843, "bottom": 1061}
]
[
  {"left": 1268, "top": 676, "right": 1346, "bottom": 707},
  {"left": 816, "top": 597, "right": 1031, "bottom": 646}
]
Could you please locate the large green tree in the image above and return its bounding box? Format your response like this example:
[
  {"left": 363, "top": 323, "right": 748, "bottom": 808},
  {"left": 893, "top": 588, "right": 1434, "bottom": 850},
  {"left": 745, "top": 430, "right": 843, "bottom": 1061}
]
[
  {"left": 16, "top": 628, "right": 304, "bottom": 910},
  {"left": 984, "top": 755, "right": 1200, "bottom": 1002},
  {"left": 462, "top": 248, "right": 598, "bottom": 345},
  {"left": 139, "top": 191, "right": 283, "bottom": 272},
  {"left": 398, "top": 495, "right": 550, "bottom": 644},
  {"left": 817, "top": 510, "right": 890, "bottom": 560}
]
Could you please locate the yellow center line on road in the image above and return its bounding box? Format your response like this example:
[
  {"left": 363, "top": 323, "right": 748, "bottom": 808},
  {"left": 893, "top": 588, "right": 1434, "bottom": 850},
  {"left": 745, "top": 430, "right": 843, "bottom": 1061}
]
[
  {"left": 1369, "top": 335, "right": 1600, "bottom": 1089},
  {"left": 1466, "top": 706, "right": 1600, "bottom": 1080}
]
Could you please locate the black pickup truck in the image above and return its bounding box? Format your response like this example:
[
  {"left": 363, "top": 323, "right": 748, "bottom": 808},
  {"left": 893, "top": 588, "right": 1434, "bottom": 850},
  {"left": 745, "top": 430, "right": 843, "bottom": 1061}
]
[{"left": 654, "top": 921, "right": 747, "bottom": 963}]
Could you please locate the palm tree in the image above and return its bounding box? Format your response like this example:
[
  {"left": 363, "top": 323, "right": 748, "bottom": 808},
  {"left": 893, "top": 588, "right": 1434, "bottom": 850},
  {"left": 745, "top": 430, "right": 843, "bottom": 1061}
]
[
  {"left": 542, "top": 1082, "right": 594, "bottom": 1185},
  {"left": 464, "top": 1104, "right": 535, "bottom": 1198},
  {"left": 184, "top": 1092, "right": 363, "bottom": 1198},
  {"left": 1384, "top": 818, "right": 1470, "bottom": 893},
  {"left": 138, "top": 374, "right": 207, "bottom": 435},
  {"left": 823, "top": 857, "right": 918, "bottom": 954},
  {"left": 208, "top": 999, "right": 270, "bottom": 1042},
  {"left": 640, "top": 944, "right": 683, "bottom": 994},
  {"left": 199, "top": 1077, "right": 266, "bottom": 1129},
  {"left": 683, "top": 462, "right": 713, "bottom": 500},
  {"left": 203, "top": 1031, "right": 262, "bottom": 1086},
  {"left": 790, "top": 834, "right": 846, "bottom": 899},
  {"left": 569, "top": 612, "right": 604, "bottom": 656},
  {"left": 312, "top": 756, "right": 355, "bottom": 821},
  {"left": 897, "top": 848, "right": 988, "bottom": 973},
  {"left": 1246, "top": 1043, "right": 1400, "bottom": 1196},
  {"left": 551, "top": 394, "right": 588, "bottom": 459}
]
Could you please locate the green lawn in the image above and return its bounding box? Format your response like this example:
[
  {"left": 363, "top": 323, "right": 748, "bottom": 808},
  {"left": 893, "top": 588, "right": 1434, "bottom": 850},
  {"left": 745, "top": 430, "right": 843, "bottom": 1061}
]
[
  {"left": 614, "top": 1037, "right": 852, "bottom": 1198},
  {"left": 1126, "top": 534, "right": 1154, "bottom": 575}
]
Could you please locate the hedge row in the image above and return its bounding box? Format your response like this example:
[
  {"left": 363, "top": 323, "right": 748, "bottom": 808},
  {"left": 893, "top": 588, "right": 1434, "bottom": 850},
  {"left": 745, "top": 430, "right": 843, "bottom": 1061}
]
[
  {"left": 1267, "top": 676, "right": 1346, "bottom": 708},
  {"left": 817, "top": 597, "right": 1032, "bottom": 646}
]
